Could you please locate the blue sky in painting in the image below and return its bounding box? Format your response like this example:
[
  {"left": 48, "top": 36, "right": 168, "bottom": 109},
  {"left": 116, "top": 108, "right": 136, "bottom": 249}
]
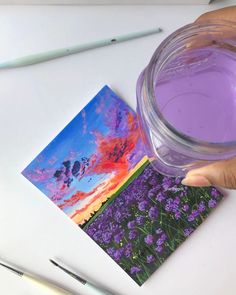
[{"left": 22, "top": 85, "right": 136, "bottom": 202}]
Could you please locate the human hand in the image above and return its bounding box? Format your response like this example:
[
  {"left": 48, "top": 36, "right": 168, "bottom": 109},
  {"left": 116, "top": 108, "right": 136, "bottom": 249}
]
[
  {"left": 182, "top": 158, "right": 236, "bottom": 189},
  {"left": 181, "top": 6, "right": 236, "bottom": 189},
  {"left": 195, "top": 6, "right": 236, "bottom": 23}
]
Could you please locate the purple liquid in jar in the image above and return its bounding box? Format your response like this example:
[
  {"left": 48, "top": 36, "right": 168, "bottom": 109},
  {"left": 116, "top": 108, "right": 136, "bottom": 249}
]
[
  {"left": 137, "top": 21, "right": 236, "bottom": 176},
  {"left": 155, "top": 47, "right": 236, "bottom": 143}
]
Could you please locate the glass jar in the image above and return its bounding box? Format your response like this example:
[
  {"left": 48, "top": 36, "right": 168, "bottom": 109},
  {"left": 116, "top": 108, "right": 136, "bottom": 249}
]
[{"left": 137, "top": 20, "right": 236, "bottom": 177}]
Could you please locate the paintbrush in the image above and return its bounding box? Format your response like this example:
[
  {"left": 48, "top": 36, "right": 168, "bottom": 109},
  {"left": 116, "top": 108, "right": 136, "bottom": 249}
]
[
  {"left": 0, "top": 260, "right": 74, "bottom": 294},
  {"left": 50, "top": 259, "right": 113, "bottom": 295},
  {"left": 0, "top": 27, "right": 162, "bottom": 69}
]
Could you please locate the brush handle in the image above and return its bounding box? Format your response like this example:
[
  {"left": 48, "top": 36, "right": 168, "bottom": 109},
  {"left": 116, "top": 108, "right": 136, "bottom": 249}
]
[
  {"left": 23, "top": 273, "right": 73, "bottom": 295},
  {"left": 0, "top": 27, "right": 161, "bottom": 69},
  {"left": 86, "top": 282, "right": 113, "bottom": 295}
]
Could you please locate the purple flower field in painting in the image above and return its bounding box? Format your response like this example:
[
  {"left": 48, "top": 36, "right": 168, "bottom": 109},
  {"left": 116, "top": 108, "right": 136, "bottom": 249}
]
[{"left": 83, "top": 162, "right": 223, "bottom": 285}]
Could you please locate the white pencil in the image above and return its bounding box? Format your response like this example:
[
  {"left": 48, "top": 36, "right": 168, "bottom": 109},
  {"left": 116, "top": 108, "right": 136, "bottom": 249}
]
[{"left": 0, "top": 27, "right": 162, "bottom": 69}]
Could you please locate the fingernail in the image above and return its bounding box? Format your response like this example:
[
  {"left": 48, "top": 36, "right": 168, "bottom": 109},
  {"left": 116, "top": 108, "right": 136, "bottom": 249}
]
[{"left": 181, "top": 175, "right": 211, "bottom": 187}]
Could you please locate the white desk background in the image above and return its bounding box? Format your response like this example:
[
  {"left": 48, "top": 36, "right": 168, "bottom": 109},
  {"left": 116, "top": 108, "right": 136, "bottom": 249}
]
[{"left": 0, "top": 1, "right": 236, "bottom": 294}]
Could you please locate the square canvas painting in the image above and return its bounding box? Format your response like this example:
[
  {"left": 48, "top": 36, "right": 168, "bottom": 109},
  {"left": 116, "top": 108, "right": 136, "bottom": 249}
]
[{"left": 22, "top": 86, "right": 223, "bottom": 285}]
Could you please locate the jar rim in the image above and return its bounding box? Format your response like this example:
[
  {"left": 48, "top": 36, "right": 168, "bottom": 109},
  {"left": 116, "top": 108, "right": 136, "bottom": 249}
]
[{"left": 145, "top": 19, "right": 236, "bottom": 154}]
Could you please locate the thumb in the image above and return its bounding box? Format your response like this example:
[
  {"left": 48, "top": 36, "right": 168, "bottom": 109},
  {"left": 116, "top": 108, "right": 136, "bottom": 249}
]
[{"left": 181, "top": 157, "right": 236, "bottom": 189}]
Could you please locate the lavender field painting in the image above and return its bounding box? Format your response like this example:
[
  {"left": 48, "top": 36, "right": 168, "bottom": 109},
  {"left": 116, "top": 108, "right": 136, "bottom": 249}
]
[
  {"left": 83, "top": 161, "right": 223, "bottom": 285},
  {"left": 23, "top": 86, "right": 223, "bottom": 286}
]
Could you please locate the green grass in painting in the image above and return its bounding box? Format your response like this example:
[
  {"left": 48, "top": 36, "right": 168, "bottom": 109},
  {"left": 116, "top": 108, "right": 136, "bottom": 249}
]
[{"left": 81, "top": 159, "right": 150, "bottom": 230}]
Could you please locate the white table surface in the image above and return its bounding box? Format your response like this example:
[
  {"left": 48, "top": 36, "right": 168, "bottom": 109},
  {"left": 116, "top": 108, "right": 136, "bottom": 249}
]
[{"left": 0, "top": 2, "right": 236, "bottom": 295}]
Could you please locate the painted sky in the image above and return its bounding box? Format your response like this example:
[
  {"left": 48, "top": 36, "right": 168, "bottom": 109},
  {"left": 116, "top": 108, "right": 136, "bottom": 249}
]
[{"left": 22, "top": 86, "right": 145, "bottom": 223}]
